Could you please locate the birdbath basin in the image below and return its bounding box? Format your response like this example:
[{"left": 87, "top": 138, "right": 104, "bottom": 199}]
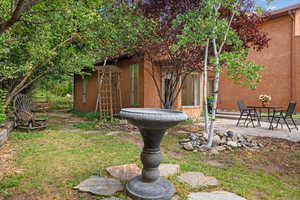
[{"left": 119, "top": 108, "right": 187, "bottom": 200}]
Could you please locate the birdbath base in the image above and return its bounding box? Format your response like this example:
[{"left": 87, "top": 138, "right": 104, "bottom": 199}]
[{"left": 126, "top": 176, "right": 173, "bottom": 200}]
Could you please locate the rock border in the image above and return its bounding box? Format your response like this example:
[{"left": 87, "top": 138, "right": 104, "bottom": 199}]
[{"left": 0, "top": 121, "right": 15, "bottom": 147}]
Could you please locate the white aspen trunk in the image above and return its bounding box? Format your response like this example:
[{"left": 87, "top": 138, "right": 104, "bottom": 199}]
[
  {"left": 206, "top": 2, "right": 238, "bottom": 147},
  {"left": 207, "top": 39, "right": 221, "bottom": 147},
  {"left": 203, "top": 39, "right": 210, "bottom": 136},
  {"left": 207, "top": 70, "right": 220, "bottom": 147}
]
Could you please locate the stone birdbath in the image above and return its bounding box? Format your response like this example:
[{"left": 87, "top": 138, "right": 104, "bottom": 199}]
[{"left": 119, "top": 108, "right": 187, "bottom": 200}]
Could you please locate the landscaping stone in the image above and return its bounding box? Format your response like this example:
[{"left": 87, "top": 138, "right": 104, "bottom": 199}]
[
  {"left": 179, "top": 130, "right": 263, "bottom": 153},
  {"left": 105, "top": 164, "right": 141, "bottom": 181},
  {"left": 159, "top": 164, "right": 180, "bottom": 177},
  {"left": 106, "top": 131, "right": 121, "bottom": 136},
  {"left": 74, "top": 176, "right": 123, "bottom": 196},
  {"left": 209, "top": 148, "right": 219, "bottom": 155},
  {"left": 213, "top": 135, "right": 221, "bottom": 146},
  {"left": 187, "top": 191, "right": 247, "bottom": 200},
  {"left": 183, "top": 142, "right": 194, "bottom": 151},
  {"left": 177, "top": 172, "right": 219, "bottom": 188},
  {"left": 227, "top": 141, "right": 238, "bottom": 148},
  {"left": 177, "top": 130, "right": 190, "bottom": 134}
]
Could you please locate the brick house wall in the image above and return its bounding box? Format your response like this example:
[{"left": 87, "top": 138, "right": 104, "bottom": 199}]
[
  {"left": 74, "top": 55, "right": 204, "bottom": 118},
  {"left": 218, "top": 8, "right": 300, "bottom": 112}
]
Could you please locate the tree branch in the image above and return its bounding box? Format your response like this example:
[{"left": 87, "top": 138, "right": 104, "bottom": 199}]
[{"left": 0, "top": 0, "right": 44, "bottom": 34}]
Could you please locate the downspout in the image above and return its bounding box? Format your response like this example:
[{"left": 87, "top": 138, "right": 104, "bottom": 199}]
[{"left": 288, "top": 11, "right": 295, "bottom": 101}]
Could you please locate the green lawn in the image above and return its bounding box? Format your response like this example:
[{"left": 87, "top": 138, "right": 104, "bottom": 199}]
[{"left": 0, "top": 124, "right": 299, "bottom": 200}]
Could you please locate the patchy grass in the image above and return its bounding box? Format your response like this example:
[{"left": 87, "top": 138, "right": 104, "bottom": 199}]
[
  {"left": 71, "top": 111, "right": 100, "bottom": 121},
  {"left": 0, "top": 121, "right": 299, "bottom": 200},
  {"left": 13, "top": 131, "right": 44, "bottom": 140},
  {"left": 73, "top": 121, "right": 98, "bottom": 130}
]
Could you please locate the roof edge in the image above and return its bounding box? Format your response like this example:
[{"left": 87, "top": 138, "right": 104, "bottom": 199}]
[{"left": 268, "top": 3, "right": 300, "bottom": 20}]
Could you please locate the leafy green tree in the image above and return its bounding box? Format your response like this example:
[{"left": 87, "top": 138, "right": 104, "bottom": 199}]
[
  {"left": 173, "top": 0, "right": 267, "bottom": 147},
  {"left": 0, "top": 0, "right": 157, "bottom": 106}
]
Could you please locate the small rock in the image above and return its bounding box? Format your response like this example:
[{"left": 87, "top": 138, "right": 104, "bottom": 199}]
[
  {"left": 227, "top": 141, "right": 238, "bottom": 148},
  {"left": 258, "top": 143, "right": 264, "bottom": 148},
  {"left": 212, "top": 135, "right": 221, "bottom": 146},
  {"left": 220, "top": 137, "right": 227, "bottom": 144},
  {"left": 74, "top": 176, "right": 123, "bottom": 196},
  {"left": 106, "top": 164, "right": 141, "bottom": 181},
  {"left": 177, "top": 172, "right": 219, "bottom": 188},
  {"left": 106, "top": 131, "right": 120, "bottom": 136},
  {"left": 210, "top": 148, "right": 219, "bottom": 155},
  {"left": 183, "top": 142, "right": 194, "bottom": 151},
  {"left": 215, "top": 146, "right": 226, "bottom": 152},
  {"left": 187, "top": 191, "right": 247, "bottom": 200},
  {"left": 217, "top": 132, "right": 225, "bottom": 137},
  {"left": 159, "top": 164, "right": 180, "bottom": 177},
  {"left": 189, "top": 134, "right": 198, "bottom": 141},
  {"left": 203, "top": 132, "right": 208, "bottom": 139},
  {"left": 198, "top": 146, "right": 210, "bottom": 152},
  {"left": 177, "top": 130, "right": 190, "bottom": 134},
  {"left": 179, "top": 139, "right": 191, "bottom": 144},
  {"left": 227, "top": 130, "right": 234, "bottom": 138}
]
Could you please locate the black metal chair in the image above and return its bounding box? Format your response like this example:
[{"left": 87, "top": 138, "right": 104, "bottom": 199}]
[
  {"left": 236, "top": 101, "right": 260, "bottom": 127},
  {"left": 270, "top": 102, "right": 298, "bottom": 132}
]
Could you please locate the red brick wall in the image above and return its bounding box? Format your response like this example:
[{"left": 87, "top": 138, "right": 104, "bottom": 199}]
[{"left": 218, "top": 15, "right": 294, "bottom": 111}]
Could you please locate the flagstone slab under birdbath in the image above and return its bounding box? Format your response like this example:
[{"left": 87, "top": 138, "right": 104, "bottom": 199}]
[
  {"left": 159, "top": 164, "right": 180, "bottom": 177},
  {"left": 119, "top": 108, "right": 187, "bottom": 200},
  {"left": 177, "top": 172, "right": 219, "bottom": 188},
  {"left": 74, "top": 176, "right": 123, "bottom": 196},
  {"left": 106, "top": 164, "right": 141, "bottom": 181}
]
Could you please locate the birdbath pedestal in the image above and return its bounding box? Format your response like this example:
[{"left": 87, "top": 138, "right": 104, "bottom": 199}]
[{"left": 120, "top": 108, "right": 187, "bottom": 200}]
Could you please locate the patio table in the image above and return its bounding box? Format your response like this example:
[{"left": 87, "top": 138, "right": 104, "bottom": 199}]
[{"left": 248, "top": 105, "right": 282, "bottom": 129}]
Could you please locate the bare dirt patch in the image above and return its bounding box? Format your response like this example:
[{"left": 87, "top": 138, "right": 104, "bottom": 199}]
[{"left": 0, "top": 143, "right": 23, "bottom": 182}]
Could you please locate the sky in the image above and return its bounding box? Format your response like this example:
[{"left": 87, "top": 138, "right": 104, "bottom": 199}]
[{"left": 255, "top": 0, "right": 300, "bottom": 10}]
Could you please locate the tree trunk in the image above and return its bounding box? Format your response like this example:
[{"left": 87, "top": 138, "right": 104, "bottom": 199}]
[
  {"left": 207, "top": 39, "right": 221, "bottom": 147},
  {"left": 203, "top": 40, "right": 210, "bottom": 136}
]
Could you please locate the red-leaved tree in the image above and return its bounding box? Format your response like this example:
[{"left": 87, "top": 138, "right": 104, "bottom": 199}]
[{"left": 138, "top": 0, "right": 270, "bottom": 109}]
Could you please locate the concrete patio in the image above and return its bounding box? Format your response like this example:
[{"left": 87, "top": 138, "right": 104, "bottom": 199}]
[{"left": 198, "top": 118, "right": 300, "bottom": 142}]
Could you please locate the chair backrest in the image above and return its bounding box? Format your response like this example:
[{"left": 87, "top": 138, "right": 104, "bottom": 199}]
[
  {"left": 237, "top": 101, "right": 247, "bottom": 111},
  {"left": 13, "top": 94, "right": 32, "bottom": 113},
  {"left": 286, "top": 102, "right": 296, "bottom": 116}
]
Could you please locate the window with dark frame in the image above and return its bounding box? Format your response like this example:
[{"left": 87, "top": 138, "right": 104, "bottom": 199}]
[
  {"left": 181, "top": 73, "right": 201, "bottom": 106},
  {"left": 130, "top": 64, "right": 139, "bottom": 105}
]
